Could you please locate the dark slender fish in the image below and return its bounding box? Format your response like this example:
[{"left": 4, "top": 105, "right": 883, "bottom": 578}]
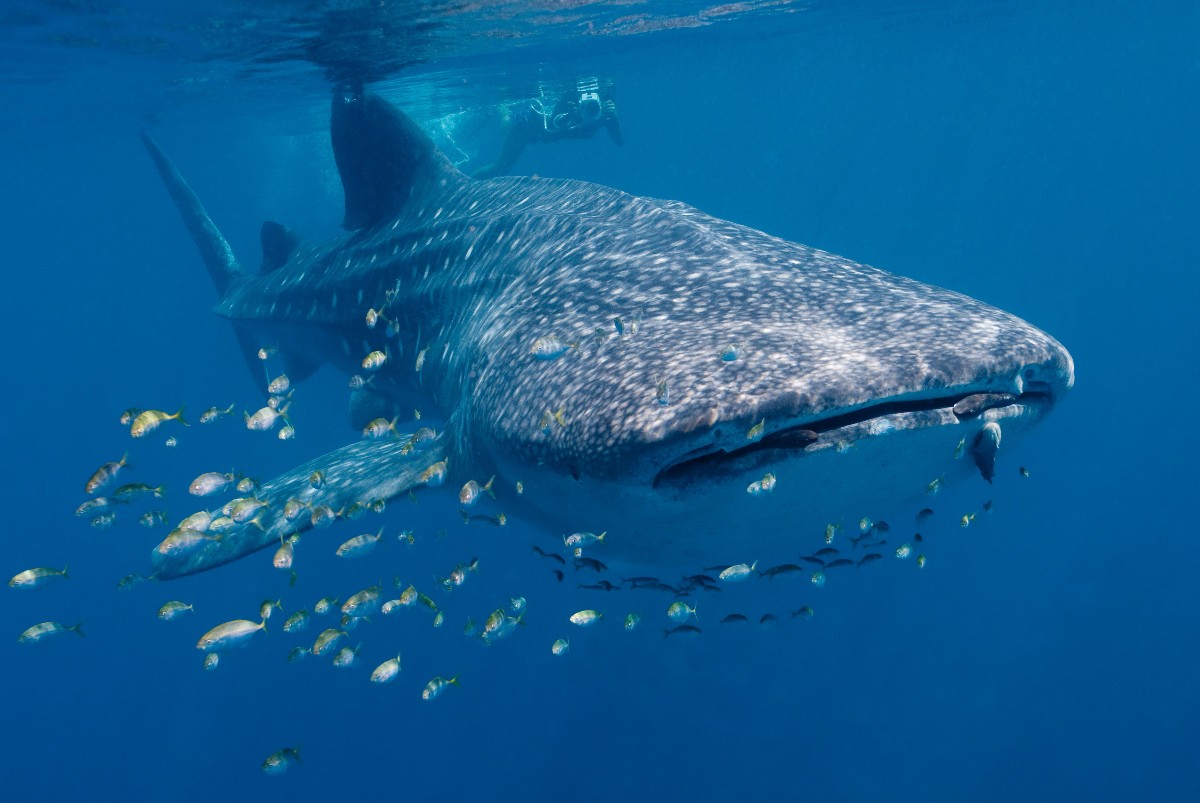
[
  {"left": 663, "top": 624, "right": 702, "bottom": 639},
  {"left": 761, "top": 563, "right": 803, "bottom": 580},
  {"left": 631, "top": 582, "right": 679, "bottom": 594},
  {"left": 578, "top": 580, "right": 620, "bottom": 592},
  {"left": 532, "top": 546, "right": 566, "bottom": 564}
]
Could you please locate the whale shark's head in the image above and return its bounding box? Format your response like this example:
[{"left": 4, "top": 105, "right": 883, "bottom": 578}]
[
  {"left": 458, "top": 192, "right": 1073, "bottom": 560},
  {"left": 145, "top": 87, "right": 1074, "bottom": 573}
]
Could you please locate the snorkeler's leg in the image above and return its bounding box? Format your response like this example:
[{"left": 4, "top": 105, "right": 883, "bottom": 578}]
[
  {"left": 471, "top": 125, "right": 529, "bottom": 179},
  {"left": 603, "top": 101, "right": 624, "bottom": 146}
]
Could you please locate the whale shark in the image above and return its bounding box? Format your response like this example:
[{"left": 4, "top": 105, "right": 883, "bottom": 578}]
[{"left": 144, "top": 84, "right": 1073, "bottom": 579}]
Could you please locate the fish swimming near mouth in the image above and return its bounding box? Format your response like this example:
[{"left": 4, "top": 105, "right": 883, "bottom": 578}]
[{"left": 143, "top": 82, "right": 1073, "bottom": 578}]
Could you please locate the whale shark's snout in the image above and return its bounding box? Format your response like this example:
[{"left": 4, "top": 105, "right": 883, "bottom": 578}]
[{"left": 648, "top": 310, "right": 1073, "bottom": 492}]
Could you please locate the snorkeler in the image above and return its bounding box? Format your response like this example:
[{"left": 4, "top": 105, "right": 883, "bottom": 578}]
[{"left": 471, "top": 77, "right": 624, "bottom": 179}]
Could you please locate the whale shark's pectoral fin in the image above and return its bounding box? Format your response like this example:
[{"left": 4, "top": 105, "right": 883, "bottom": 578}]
[
  {"left": 141, "top": 132, "right": 245, "bottom": 295},
  {"left": 331, "top": 81, "right": 466, "bottom": 230},
  {"left": 260, "top": 221, "right": 305, "bottom": 273},
  {"left": 151, "top": 434, "right": 448, "bottom": 579}
]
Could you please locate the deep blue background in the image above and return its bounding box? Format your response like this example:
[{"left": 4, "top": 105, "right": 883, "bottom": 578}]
[{"left": 2, "top": 3, "right": 1197, "bottom": 801}]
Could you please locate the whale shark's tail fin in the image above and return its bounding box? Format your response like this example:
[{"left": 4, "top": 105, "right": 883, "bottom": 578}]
[
  {"left": 332, "top": 81, "right": 467, "bottom": 231},
  {"left": 141, "top": 132, "right": 246, "bottom": 296}
]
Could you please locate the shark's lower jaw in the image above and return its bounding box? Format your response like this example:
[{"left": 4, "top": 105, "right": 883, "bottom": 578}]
[
  {"left": 653, "top": 387, "right": 1053, "bottom": 490},
  {"left": 507, "top": 384, "right": 1060, "bottom": 566}
]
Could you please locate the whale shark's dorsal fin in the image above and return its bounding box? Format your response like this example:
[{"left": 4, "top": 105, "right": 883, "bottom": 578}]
[
  {"left": 142, "top": 132, "right": 246, "bottom": 295},
  {"left": 332, "top": 82, "right": 466, "bottom": 231},
  {"left": 260, "top": 221, "right": 303, "bottom": 273}
]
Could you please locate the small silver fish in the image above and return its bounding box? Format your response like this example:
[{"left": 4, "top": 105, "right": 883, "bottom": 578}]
[
  {"left": 189, "top": 472, "right": 236, "bottom": 497},
  {"left": 199, "top": 404, "right": 235, "bottom": 424},
  {"left": 458, "top": 476, "right": 495, "bottom": 507},
  {"left": 530, "top": 335, "right": 577, "bottom": 360},
  {"left": 157, "top": 601, "right": 194, "bottom": 621},
  {"left": 421, "top": 674, "right": 460, "bottom": 701},
  {"left": 337, "top": 528, "right": 384, "bottom": 559},
  {"left": 262, "top": 746, "right": 301, "bottom": 775},
  {"left": 310, "top": 504, "right": 340, "bottom": 528},
  {"left": 569, "top": 610, "right": 603, "bottom": 627},
  {"left": 155, "top": 529, "right": 223, "bottom": 557},
  {"left": 370, "top": 654, "right": 402, "bottom": 684},
  {"left": 312, "top": 627, "right": 347, "bottom": 656},
  {"left": 667, "top": 601, "right": 697, "bottom": 623},
  {"left": 18, "top": 621, "right": 84, "bottom": 644},
  {"left": 718, "top": 561, "right": 757, "bottom": 582},
  {"left": 282, "top": 609, "right": 309, "bottom": 633},
  {"left": 139, "top": 510, "right": 168, "bottom": 529},
  {"left": 362, "top": 349, "right": 388, "bottom": 371},
  {"left": 362, "top": 416, "right": 398, "bottom": 440},
  {"left": 130, "top": 408, "right": 187, "bottom": 439},
  {"left": 9, "top": 566, "right": 68, "bottom": 590},
  {"left": 331, "top": 643, "right": 361, "bottom": 668},
  {"left": 85, "top": 453, "right": 129, "bottom": 494},
  {"left": 341, "top": 584, "right": 383, "bottom": 618},
  {"left": 196, "top": 618, "right": 265, "bottom": 652},
  {"left": 273, "top": 535, "right": 298, "bottom": 570},
  {"left": 245, "top": 404, "right": 288, "bottom": 432}
]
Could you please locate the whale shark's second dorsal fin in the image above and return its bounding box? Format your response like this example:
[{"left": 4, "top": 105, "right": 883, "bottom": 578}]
[
  {"left": 332, "top": 82, "right": 466, "bottom": 231},
  {"left": 260, "top": 221, "right": 303, "bottom": 273}
]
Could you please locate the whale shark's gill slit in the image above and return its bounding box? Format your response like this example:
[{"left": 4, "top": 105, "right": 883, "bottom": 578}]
[{"left": 654, "top": 390, "right": 1051, "bottom": 488}]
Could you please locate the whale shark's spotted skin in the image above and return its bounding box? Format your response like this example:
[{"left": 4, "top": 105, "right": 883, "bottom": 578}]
[
  {"left": 146, "top": 88, "right": 1073, "bottom": 575},
  {"left": 219, "top": 172, "right": 1071, "bottom": 484}
]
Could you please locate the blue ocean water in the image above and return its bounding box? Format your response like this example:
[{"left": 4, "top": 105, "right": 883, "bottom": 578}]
[{"left": 2, "top": 1, "right": 1197, "bottom": 800}]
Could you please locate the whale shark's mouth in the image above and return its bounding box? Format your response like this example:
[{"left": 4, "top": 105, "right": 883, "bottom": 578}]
[{"left": 652, "top": 385, "right": 1055, "bottom": 489}]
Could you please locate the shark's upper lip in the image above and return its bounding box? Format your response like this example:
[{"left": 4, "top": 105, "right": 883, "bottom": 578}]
[{"left": 652, "top": 384, "right": 1054, "bottom": 488}]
